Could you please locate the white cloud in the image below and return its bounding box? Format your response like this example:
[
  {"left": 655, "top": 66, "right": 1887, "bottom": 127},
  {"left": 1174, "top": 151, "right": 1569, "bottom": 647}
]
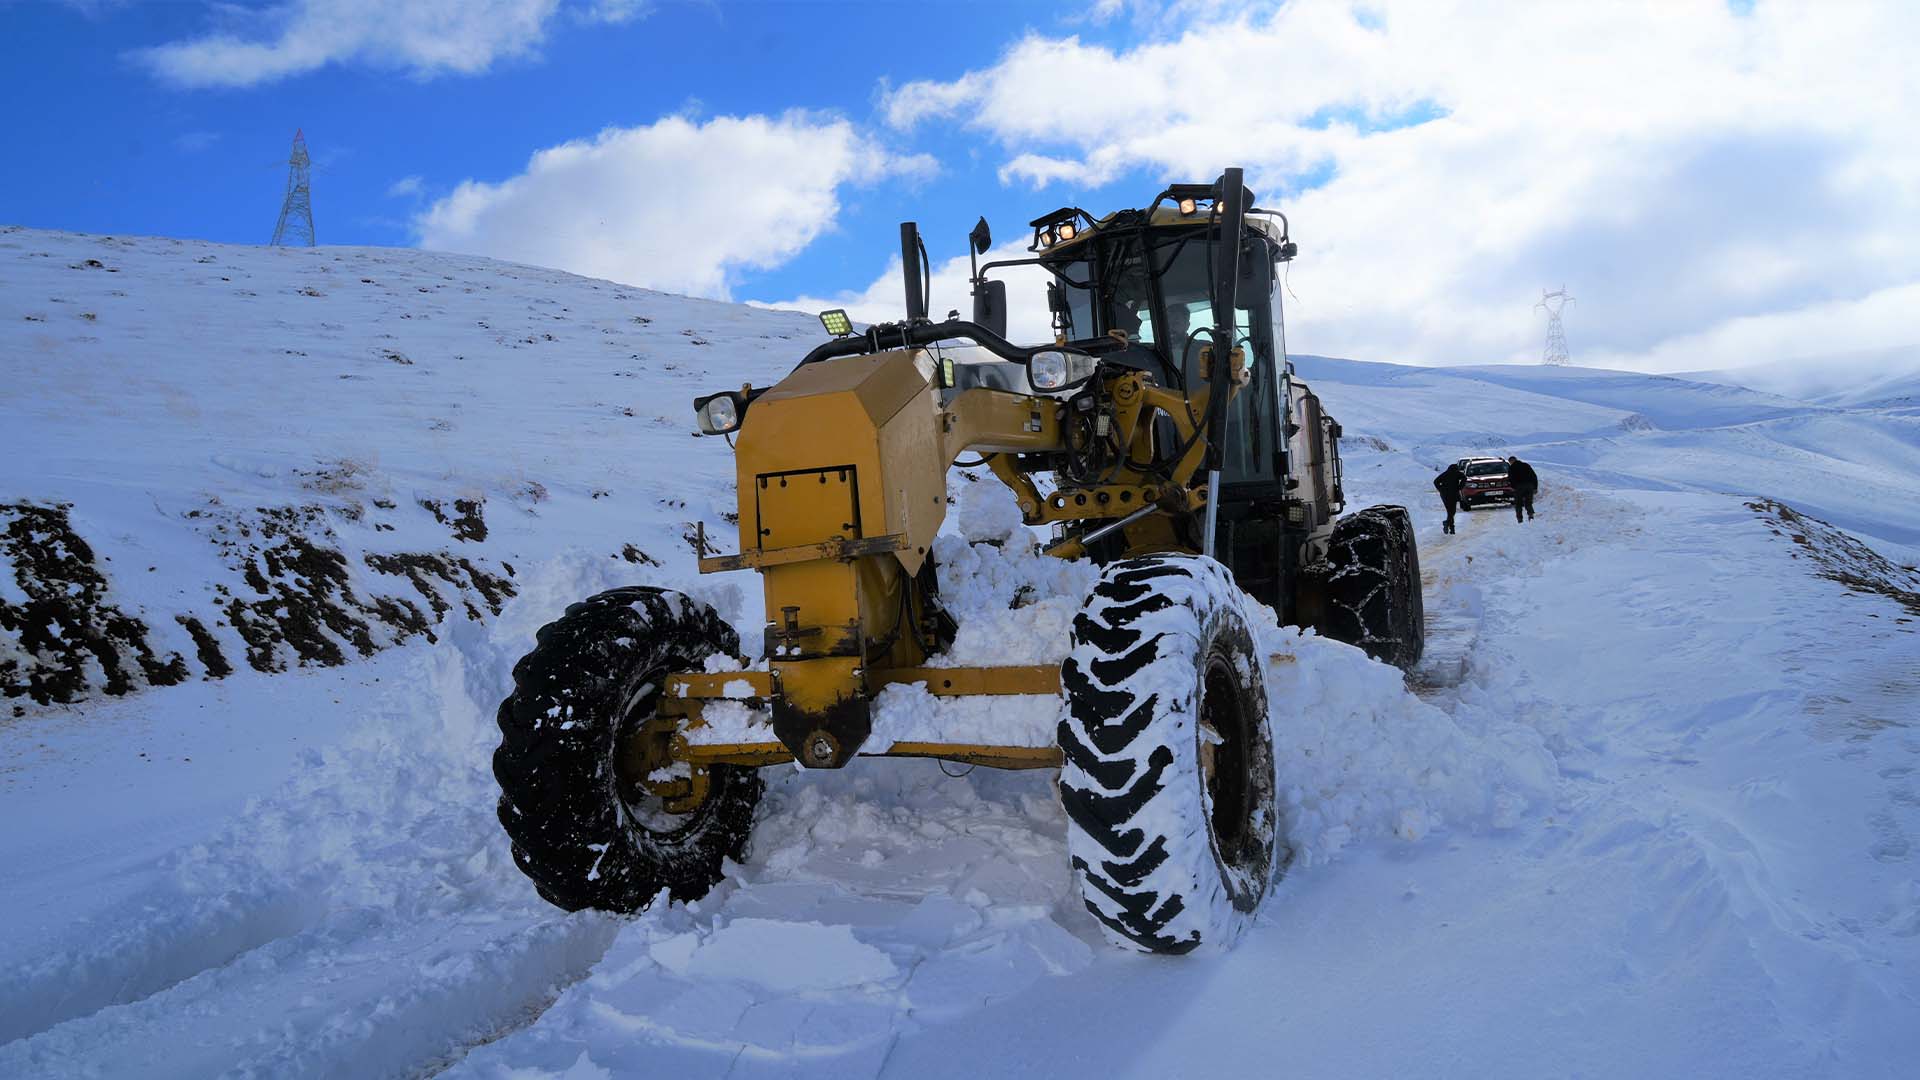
[
  {"left": 386, "top": 175, "right": 424, "bottom": 199},
  {"left": 998, "top": 153, "right": 1088, "bottom": 188},
  {"left": 415, "top": 112, "right": 935, "bottom": 300},
  {"left": 872, "top": 0, "right": 1920, "bottom": 375},
  {"left": 137, "top": 0, "right": 568, "bottom": 88},
  {"left": 173, "top": 130, "right": 220, "bottom": 153},
  {"left": 578, "top": 0, "right": 649, "bottom": 24},
  {"left": 1586, "top": 281, "right": 1920, "bottom": 375},
  {"left": 61, "top": 0, "right": 129, "bottom": 19}
]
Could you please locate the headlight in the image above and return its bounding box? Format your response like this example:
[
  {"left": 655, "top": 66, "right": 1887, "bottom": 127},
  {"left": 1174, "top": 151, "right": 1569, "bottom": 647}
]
[
  {"left": 694, "top": 392, "right": 742, "bottom": 435},
  {"left": 1028, "top": 349, "right": 1097, "bottom": 391}
]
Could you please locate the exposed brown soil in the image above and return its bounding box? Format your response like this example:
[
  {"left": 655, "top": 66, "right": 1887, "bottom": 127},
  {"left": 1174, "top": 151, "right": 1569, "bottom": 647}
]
[
  {"left": 2, "top": 503, "right": 187, "bottom": 709},
  {"left": 419, "top": 497, "right": 488, "bottom": 542},
  {"left": 363, "top": 551, "right": 516, "bottom": 624},
  {"left": 175, "top": 614, "right": 232, "bottom": 679},
  {"left": 2, "top": 497, "right": 522, "bottom": 714},
  {"left": 1748, "top": 499, "right": 1920, "bottom": 618}
]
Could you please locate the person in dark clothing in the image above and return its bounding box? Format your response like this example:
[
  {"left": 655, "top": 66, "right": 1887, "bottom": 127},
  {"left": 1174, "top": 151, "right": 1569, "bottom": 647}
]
[
  {"left": 1507, "top": 455, "right": 1539, "bottom": 522},
  {"left": 1433, "top": 463, "right": 1465, "bottom": 534}
]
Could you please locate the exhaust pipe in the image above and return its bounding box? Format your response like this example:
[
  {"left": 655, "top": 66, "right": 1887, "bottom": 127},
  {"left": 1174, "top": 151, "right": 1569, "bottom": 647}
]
[{"left": 900, "top": 222, "right": 927, "bottom": 323}]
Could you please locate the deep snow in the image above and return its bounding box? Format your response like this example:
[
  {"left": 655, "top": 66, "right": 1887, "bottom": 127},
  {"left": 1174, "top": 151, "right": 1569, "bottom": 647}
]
[{"left": 3, "top": 229, "right": 1918, "bottom": 1078}]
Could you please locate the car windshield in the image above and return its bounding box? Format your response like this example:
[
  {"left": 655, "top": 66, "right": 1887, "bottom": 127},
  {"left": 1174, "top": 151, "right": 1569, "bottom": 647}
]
[{"left": 1465, "top": 462, "right": 1507, "bottom": 476}]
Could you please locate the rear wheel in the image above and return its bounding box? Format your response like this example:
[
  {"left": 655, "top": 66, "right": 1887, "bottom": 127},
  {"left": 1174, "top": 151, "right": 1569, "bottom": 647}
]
[
  {"left": 1058, "top": 555, "right": 1281, "bottom": 954},
  {"left": 494, "top": 587, "right": 762, "bottom": 912},
  {"left": 1321, "top": 504, "right": 1425, "bottom": 670}
]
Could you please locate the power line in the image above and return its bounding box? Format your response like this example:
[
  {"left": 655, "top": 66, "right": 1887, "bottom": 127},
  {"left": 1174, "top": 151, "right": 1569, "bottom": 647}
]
[
  {"left": 270, "top": 128, "right": 316, "bottom": 247},
  {"left": 1536, "top": 286, "right": 1573, "bottom": 366}
]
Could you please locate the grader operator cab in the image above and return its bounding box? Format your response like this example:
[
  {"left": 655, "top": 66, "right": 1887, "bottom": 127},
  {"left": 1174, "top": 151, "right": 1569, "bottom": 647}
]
[{"left": 493, "top": 169, "right": 1424, "bottom": 954}]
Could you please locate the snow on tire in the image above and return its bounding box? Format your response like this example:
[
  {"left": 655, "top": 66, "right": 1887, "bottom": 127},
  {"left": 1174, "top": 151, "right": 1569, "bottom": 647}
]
[
  {"left": 1058, "top": 555, "right": 1280, "bottom": 954},
  {"left": 1322, "top": 504, "right": 1425, "bottom": 671},
  {"left": 493, "top": 587, "right": 761, "bottom": 913}
]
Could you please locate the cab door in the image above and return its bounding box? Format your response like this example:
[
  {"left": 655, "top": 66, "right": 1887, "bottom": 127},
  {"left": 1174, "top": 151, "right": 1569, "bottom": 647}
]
[{"left": 1213, "top": 248, "right": 1292, "bottom": 611}]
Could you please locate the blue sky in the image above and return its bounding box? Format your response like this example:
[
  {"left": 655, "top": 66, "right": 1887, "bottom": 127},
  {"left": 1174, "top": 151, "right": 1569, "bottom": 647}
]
[
  {"left": 1, "top": 1, "right": 1152, "bottom": 309},
  {"left": 3, "top": 1, "right": 1917, "bottom": 374}
]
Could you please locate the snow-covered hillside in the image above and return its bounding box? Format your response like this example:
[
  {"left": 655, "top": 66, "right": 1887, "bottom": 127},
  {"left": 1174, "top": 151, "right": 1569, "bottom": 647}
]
[
  {"left": 1, "top": 225, "right": 812, "bottom": 713},
  {"left": 3, "top": 230, "right": 1918, "bottom": 1078}
]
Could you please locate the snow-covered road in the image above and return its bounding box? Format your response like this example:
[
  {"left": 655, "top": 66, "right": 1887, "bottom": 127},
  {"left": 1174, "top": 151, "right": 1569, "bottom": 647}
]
[
  {"left": 7, "top": 477, "right": 1915, "bottom": 1078},
  {"left": 4, "top": 231, "right": 1917, "bottom": 1077}
]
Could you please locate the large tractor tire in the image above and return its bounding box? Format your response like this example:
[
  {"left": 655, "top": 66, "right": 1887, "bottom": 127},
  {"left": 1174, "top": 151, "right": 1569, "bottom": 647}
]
[
  {"left": 494, "top": 587, "right": 762, "bottom": 912},
  {"left": 1058, "top": 555, "right": 1282, "bottom": 954},
  {"left": 1321, "top": 504, "right": 1425, "bottom": 670}
]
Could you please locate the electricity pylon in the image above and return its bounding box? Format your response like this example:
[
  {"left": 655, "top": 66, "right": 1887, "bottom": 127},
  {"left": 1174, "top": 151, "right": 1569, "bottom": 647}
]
[
  {"left": 1536, "top": 287, "right": 1573, "bottom": 366},
  {"left": 270, "top": 129, "right": 316, "bottom": 247}
]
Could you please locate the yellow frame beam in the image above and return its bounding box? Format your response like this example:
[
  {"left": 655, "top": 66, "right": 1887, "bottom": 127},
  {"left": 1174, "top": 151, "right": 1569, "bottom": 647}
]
[
  {"left": 698, "top": 532, "right": 908, "bottom": 575},
  {"left": 662, "top": 664, "right": 1063, "bottom": 771},
  {"left": 870, "top": 664, "right": 1059, "bottom": 696},
  {"left": 674, "top": 738, "right": 1062, "bottom": 771}
]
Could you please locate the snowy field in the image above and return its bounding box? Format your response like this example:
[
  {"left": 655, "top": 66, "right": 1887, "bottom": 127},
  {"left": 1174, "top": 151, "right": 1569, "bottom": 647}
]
[{"left": 3, "top": 229, "right": 1918, "bottom": 1078}]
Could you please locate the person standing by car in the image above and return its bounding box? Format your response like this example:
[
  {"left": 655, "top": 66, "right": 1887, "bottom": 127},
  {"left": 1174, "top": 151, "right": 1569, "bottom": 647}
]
[
  {"left": 1507, "top": 455, "right": 1539, "bottom": 522},
  {"left": 1433, "top": 462, "right": 1465, "bottom": 534}
]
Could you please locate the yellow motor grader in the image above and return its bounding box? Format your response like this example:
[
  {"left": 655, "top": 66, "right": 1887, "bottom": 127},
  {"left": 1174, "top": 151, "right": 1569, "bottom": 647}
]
[{"left": 493, "top": 169, "right": 1424, "bottom": 953}]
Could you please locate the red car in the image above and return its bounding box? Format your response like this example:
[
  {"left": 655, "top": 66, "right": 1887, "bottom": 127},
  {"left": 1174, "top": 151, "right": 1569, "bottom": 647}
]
[{"left": 1457, "top": 457, "right": 1513, "bottom": 509}]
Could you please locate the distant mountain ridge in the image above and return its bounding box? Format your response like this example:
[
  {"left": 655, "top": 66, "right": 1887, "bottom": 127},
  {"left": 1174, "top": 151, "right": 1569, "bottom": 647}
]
[{"left": 1676, "top": 343, "right": 1920, "bottom": 408}]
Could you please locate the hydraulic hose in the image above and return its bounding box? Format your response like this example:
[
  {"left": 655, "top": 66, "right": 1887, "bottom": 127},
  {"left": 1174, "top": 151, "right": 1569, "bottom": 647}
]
[{"left": 793, "top": 318, "right": 1048, "bottom": 372}]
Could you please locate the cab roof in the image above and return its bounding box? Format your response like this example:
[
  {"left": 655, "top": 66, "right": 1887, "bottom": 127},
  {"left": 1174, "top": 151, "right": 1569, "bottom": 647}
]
[{"left": 1035, "top": 206, "right": 1286, "bottom": 256}]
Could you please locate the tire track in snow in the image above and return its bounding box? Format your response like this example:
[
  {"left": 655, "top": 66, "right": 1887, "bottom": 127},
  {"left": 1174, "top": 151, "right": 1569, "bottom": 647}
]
[
  {"left": 0, "top": 573, "right": 643, "bottom": 1077},
  {"left": 0, "top": 907, "right": 618, "bottom": 1079},
  {"left": 0, "top": 884, "right": 325, "bottom": 1045}
]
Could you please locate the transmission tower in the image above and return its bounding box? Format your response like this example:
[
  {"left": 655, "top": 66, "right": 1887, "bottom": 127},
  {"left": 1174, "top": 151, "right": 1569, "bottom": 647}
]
[
  {"left": 270, "top": 128, "right": 316, "bottom": 247},
  {"left": 1536, "top": 287, "right": 1573, "bottom": 366}
]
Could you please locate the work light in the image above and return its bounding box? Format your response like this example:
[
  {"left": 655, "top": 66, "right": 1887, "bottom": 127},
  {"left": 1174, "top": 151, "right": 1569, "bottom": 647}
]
[{"left": 819, "top": 308, "right": 853, "bottom": 337}]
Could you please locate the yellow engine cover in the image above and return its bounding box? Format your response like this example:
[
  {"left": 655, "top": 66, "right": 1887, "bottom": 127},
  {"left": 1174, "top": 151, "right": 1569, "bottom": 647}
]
[{"left": 735, "top": 351, "right": 945, "bottom": 575}]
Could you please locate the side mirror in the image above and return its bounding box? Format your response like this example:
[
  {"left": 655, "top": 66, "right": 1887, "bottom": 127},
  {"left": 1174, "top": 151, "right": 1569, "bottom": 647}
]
[
  {"left": 1236, "top": 245, "right": 1271, "bottom": 310},
  {"left": 973, "top": 279, "right": 1007, "bottom": 339},
  {"left": 969, "top": 216, "right": 992, "bottom": 255}
]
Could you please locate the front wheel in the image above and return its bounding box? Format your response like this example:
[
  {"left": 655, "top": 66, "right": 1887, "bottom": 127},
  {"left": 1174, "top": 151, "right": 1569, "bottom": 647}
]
[
  {"left": 1058, "top": 555, "right": 1282, "bottom": 954},
  {"left": 493, "top": 587, "right": 762, "bottom": 912}
]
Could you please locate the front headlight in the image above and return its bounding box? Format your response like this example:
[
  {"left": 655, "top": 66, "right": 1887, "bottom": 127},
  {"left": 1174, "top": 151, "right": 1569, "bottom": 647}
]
[
  {"left": 1028, "top": 349, "right": 1097, "bottom": 391},
  {"left": 694, "top": 392, "right": 742, "bottom": 435}
]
